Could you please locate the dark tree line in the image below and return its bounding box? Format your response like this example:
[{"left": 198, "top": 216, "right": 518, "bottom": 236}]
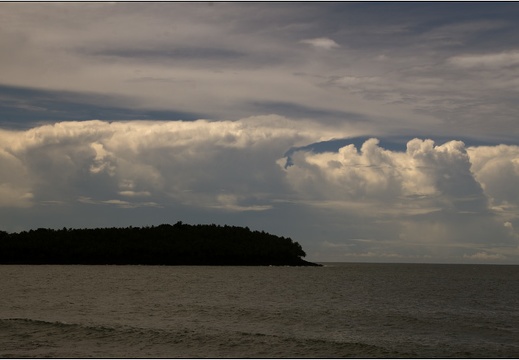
[{"left": 0, "top": 222, "right": 320, "bottom": 266}]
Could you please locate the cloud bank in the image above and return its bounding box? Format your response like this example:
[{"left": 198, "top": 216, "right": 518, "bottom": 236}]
[
  {"left": 1, "top": 119, "right": 518, "bottom": 263},
  {"left": 2, "top": 3, "right": 519, "bottom": 263},
  {"left": 2, "top": 2, "right": 518, "bottom": 142},
  {"left": 0, "top": 116, "right": 341, "bottom": 210}
]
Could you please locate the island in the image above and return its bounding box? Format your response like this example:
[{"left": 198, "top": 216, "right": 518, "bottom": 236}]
[{"left": 0, "top": 222, "right": 321, "bottom": 266}]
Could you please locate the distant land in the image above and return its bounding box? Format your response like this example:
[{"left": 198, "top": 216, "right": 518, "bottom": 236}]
[{"left": 0, "top": 222, "right": 320, "bottom": 266}]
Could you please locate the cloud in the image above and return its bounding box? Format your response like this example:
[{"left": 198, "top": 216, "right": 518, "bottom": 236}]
[
  {"left": 0, "top": 184, "right": 33, "bottom": 208},
  {"left": 467, "top": 144, "right": 519, "bottom": 206},
  {"left": 282, "top": 137, "right": 519, "bottom": 259},
  {"left": 0, "top": 116, "right": 344, "bottom": 210},
  {"left": 3, "top": 3, "right": 519, "bottom": 141},
  {"left": 212, "top": 194, "right": 273, "bottom": 212},
  {"left": 331, "top": 76, "right": 381, "bottom": 87},
  {"left": 283, "top": 138, "right": 486, "bottom": 212},
  {"left": 463, "top": 252, "right": 506, "bottom": 261},
  {"left": 419, "top": 19, "right": 510, "bottom": 47},
  {"left": 0, "top": 133, "right": 36, "bottom": 207},
  {"left": 448, "top": 50, "right": 519, "bottom": 69},
  {"left": 300, "top": 37, "right": 340, "bottom": 50},
  {"left": 2, "top": 3, "right": 519, "bottom": 263},
  {"left": 78, "top": 196, "right": 160, "bottom": 209},
  {"left": 467, "top": 144, "right": 519, "bottom": 234},
  {"left": 1, "top": 120, "right": 519, "bottom": 262}
]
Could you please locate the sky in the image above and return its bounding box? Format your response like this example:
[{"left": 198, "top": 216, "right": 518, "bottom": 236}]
[{"left": 1, "top": 2, "right": 519, "bottom": 264}]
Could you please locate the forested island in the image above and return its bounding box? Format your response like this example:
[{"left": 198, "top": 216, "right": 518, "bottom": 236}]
[{"left": 0, "top": 222, "right": 320, "bottom": 266}]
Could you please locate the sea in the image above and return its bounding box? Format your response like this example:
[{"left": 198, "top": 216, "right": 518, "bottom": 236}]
[{"left": 1, "top": 263, "right": 518, "bottom": 358}]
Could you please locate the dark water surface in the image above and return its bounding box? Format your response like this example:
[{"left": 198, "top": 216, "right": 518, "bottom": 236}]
[{"left": 1, "top": 263, "right": 518, "bottom": 358}]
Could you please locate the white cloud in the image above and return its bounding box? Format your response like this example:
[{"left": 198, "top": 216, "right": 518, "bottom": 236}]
[
  {"left": 282, "top": 137, "right": 518, "bottom": 260},
  {"left": 448, "top": 50, "right": 519, "bottom": 69},
  {"left": 463, "top": 252, "right": 506, "bottom": 261},
  {"left": 467, "top": 144, "right": 519, "bottom": 208},
  {"left": 466, "top": 144, "right": 519, "bottom": 243},
  {"left": 212, "top": 194, "right": 272, "bottom": 212},
  {"left": 300, "top": 37, "right": 340, "bottom": 50},
  {"left": 0, "top": 116, "right": 345, "bottom": 210},
  {"left": 2, "top": 120, "right": 519, "bottom": 262},
  {"left": 101, "top": 199, "right": 161, "bottom": 209},
  {"left": 118, "top": 191, "right": 152, "bottom": 198},
  {"left": 77, "top": 196, "right": 160, "bottom": 209},
  {"left": 331, "top": 75, "right": 381, "bottom": 87},
  {"left": 283, "top": 138, "right": 487, "bottom": 213}
]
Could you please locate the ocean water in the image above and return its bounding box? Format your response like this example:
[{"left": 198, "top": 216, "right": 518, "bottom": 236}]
[{"left": 1, "top": 263, "right": 518, "bottom": 358}]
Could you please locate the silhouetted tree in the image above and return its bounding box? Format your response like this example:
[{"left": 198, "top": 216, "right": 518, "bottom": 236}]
[{"left": 0, "top": 223, "right": 319, "bottom": 266}]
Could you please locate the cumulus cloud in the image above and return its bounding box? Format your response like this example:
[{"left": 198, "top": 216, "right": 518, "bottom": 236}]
[
  {"left": 283, "top": 138, "right": 487, "bottom": 213},
  {"left": 282, "top": 137, "right": 519, "bottom": 259},
  {"left": 1, "top": 119, "right": 519, "bottom": 262},
  {"left": 467, "top": 144, "right": 519, "bottom": 208},
  {"left": 0, "top": 116, "right": 343, "bottom": 210},
  {"left": 3, "top": 3, "right": 519, "bottom": 263},
  {"left": 467, "top": 144, "right": 519, "bottom": 242}
]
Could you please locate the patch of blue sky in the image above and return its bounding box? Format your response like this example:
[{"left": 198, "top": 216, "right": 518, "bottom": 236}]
[{"left": 0, "top": 84, "right": 205, "bottom": 129}]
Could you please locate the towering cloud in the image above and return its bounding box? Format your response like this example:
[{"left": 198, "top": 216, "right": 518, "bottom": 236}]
[
  {"left": 283, "top": 137, "right": 519, "bottom": 261},
  {"left": 2, "top": 2, "right": 519, "bottom": 263},
  {"left": 468, "top": 145, "right": 519, "bottom": 218},
  {"left": 1, "top": 119, "right": 518, "bottom": 262},
  {"left": 284, "top": 138, "right": 487, "bottom": 211},
  {"left": 0, "top": 117, "right": 339, "bottom": 210}
]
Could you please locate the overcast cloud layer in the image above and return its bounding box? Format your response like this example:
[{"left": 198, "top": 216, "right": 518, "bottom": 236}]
[{"left": 1, "top": 3, "right": 519, "bottom": 263}]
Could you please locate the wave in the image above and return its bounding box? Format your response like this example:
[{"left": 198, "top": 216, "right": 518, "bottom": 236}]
[
  {"left": 5, "top": 317, "right": 515, "bottom": 358},
  {"left": 234, "top": 330, "right": 399, "bottom": 358},
  {"left": 0, "top": 317, "right": 400, "bottom": 358},
  {"left": 1, "top": 317, "right": 119, "bottom": 335}
]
